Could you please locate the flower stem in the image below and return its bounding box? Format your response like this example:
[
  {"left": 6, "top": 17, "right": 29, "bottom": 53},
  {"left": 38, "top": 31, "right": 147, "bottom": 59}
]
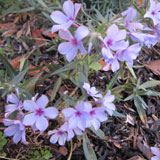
[{"left": 67, "top": 140, "right": 73, "bottom": 160}]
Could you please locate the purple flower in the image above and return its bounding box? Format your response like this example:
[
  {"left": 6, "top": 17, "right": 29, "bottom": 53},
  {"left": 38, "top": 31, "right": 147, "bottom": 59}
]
[
  {"left": 50, "top": 0, "right": 81, "bottom": 33},
  {"left": 130, "top": 32, "right": 158, "bottom": 47},
  {"left": 83, "top": 83, "right": 102, "bottom": 101},
  {"left": 101, "top": 90, "right": 116, "bottom": 116},
  {"left": 122, "top": 7, "right": 143, "bottom": 32},
  {"left": 62, "top": 101, "right": 90, "bottom": 131},
  {"left": 103, "top": 24, "right": 127, "bottom": 51},
  {"left": 48, "top": 127, "right": 67, "bottom": 146},
  {"left": 151, "top": 147, "right": 160, "bottom": 160},
  {"left": 23, "top": 95, "right": 58, "bottom": 132},
  {"left": 118, "top": 43, "right": 141, "bottom": 67},
  {"left": 58, "top": 26, "right": 89, "bottom": 62},
  {"left": 102, "top": 48, "right": 120, "bottom": 72},
  {"left": 5, "top": 92, "right": 23, "bottom": 118},
  {"left": 61, "top": 122, "right": 83, "bottom": 141},
  {"left": 84, "top": 103, "right": 108, "bottom": 130},
  {"left": 4, "top": 119, "right": 26, "bottom": 144},
  {"left": 144, "top": 0, "right": 160, "bottom": 25}
]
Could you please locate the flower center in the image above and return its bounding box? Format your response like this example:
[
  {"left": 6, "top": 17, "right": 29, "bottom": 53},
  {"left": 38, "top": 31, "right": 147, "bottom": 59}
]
[
  {"left": 151, "top": 11, "right": 156, "bottom": 15},
  {"left": 75, "top": 111, "right": 82, "bottom": 117},
  {"left": 107, "top": 39, "right": 113, "bottom": 47},
  {"left": 35, "top": 108, "right": 44, "bottom": 116},
  {"left": 58, "top": 130, "right": 64, "bottom": 135},
  {"left": 71, "top": 39, "right": 77, "bottom": 46},
  {"left": 69, "top": 17, "right": 74, "bottom": 21},
  {"left": 89, "top": 110, "right": 96, "bottom": 116}
]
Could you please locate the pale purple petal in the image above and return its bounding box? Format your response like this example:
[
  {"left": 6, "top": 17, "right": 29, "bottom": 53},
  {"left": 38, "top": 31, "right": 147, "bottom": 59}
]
[
  {"left": 50, "top": 11, "right": 68, "bottom": 24},
  {"left": 4, "top": 125, "right": 18, "bottom": 136},
  {"left": 44, "top": 107, "right": 58, "bottom": 119},
  {"left": 7, "top": 94, "right": 19, "bottom": 104},
  {"left": 36, "top": 116, "right": 48, "bottom": 131},
  {"left": 21, "top": 131, "right": 26, "bottom": 143},
  {"left": 67, "top": 129, "right": 74, "bottom": 141},
  {"left": 78, "top": 41, "right": 87, "bottom": 55},
  {"left": 63, "top": 0, "right": 74, "bottom": 18},
  {"left": 107, "top": 24, "right": 119, "bottom": 38},
  {"left": 23, "top": 100, "right": 38, "bottom": 111},
  {"left": 151, "top": 156, "right": 160, "bottom": 160},
  {"left": 58, "top": 134, "right": 67, "bottom": 145},
  {"left": 151, "top": 147, "right": 160, "bottom": 156},
  {"left": 51, "top": 20, "right": 73, "bottom": 33},
  {"left": 74, "top": 127, "right": 83, "bottom": 135},
  {"left": 74, "top": 3, "right": 82, "bottom": 19},
  {"left": 68, "top": 116, "right": 78, "bottom": 129},
  {"left": 75, "top": 26, "right": 89, "bottom": 41},
  {"left": 50, "top": 134, "right": 59, "bottom": 144},
  {"left": 77, "top": 116, "right": 86, "bottom": 131},
  {"left": 5, "top": 104, "right": 18, "bottom": 112},
  {"left": 59, "top": 29, "right": 73, "bottom": 41},
  {"left": 102, "top": 47, "right": 113, "bottom": 59},
  {"left": 113, "top": 30, "right": 126, "bottom": 42},
  {"left": 112, "top": 59, "right": 120, "bottom": 72},
  {"left": 58, "top": 42, "right": 78, "bottom": 62},
  {"left": 111, "top": 41, "right": 128, "bottom": 51},
  {"left": 92, "top": 119, "right": 100, "bottom": 130},
  {"left": 48, "top": 130, "right": 57, "bottom": 136},
  {"left": 23, "top": 113, "right": 36, "bottom": 126},
  {"left": 13, "top": 130, "right": 22, "bottom": 144},
  {"left": 3, "top": 119, "right": 14, "bottom": 126},
  {"left": 62, "top": 108, "right": 75, "bottom": 118},
  {"left": 36, "top": 95, "right": 48, "bottom": 109},
  {"left": 96, "top": 112, "right": 108, "bottom": 122}
]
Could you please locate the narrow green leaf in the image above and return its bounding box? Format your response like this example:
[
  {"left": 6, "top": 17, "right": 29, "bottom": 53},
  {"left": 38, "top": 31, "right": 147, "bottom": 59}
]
[
  {"left": 83, "top": 134, "right": 97, "bottom": 160},
  {"left": 90, "top": 127, "right": 106, "bottom": 139},
  {"left": 38, "top": 60, "right": 80, "bottom": 84},
  {"left": 13, "top": 7, "right": 35, "bottom": 13},
  {"left": 11, "top": 67, "right": 28, "bottom": 85},
  {"left": 113, "top": 111, "right": 126, "bottom": 118},
  {"left": 50, "top": 77, "right": 62, "bottom": 101},
  {"left": 141, "top": 90, "right": 160, "bottom": 96},
  {"left": 124, "top": 94, "right": 134, "bottom": 101},
  {"left": 139, "top": 80, "right": 160, "bottom": 89},
  {"left": 126, "top": 62, "right": 137, "bottom": 80},
  {"left": 26, "top": 72, "right": 43, "bottom": 95},
  {"left": 134, "top": 96, "right": 148, "bottom": 126},
  {"left": 106, "top": 69, "right": 120, "bottom": 91},
  {"left": 0, "top": 53, "right": 16, "bottom": 79}
]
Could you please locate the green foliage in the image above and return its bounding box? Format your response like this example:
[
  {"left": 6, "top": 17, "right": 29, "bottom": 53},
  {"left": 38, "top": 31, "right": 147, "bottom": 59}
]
[
  {"left": 21, "top": 147, "right": 52, "bottom": 160},
  {"left": 0, "top": 131, "right": 7, "bottom": 157}
]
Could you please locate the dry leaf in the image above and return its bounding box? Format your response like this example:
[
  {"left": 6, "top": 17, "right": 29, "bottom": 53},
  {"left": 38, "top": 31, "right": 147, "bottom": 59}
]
[
  {"left": 127, "top": 156, "right": 146, "bottom": 160},
  {"left": 144, "top": 60, "right": 160, "bottom": 75},
  {"left": 126, "top": 114, "right": 135, "bottom": 126},
  {"left": 59, "top": 146, "right": 68, "bottom": 156},
  {"left": 0, "top": 23, "right": 16, "bottom": 31},
  {"left": 32, "top": 29, "right": 46, "bottom": 47},
  {"left": 16, "top": 29, "right": 23, "bottom": 39},
  {"left": 113, "top": 142, "right": 122, "bottom": 149},
  {"left": 10, "top": 55, "right": 23, "bottom": 69},
  {"left": 2, "top": 29, "right": 17, "bottom": 37},
  {"left": 137, "top": 138, "right": 152, "bottom": 159},
  {"left": 40, "top": 28, "right": 57, "bottom": 38},
  {"left": 99, "top": 60, "right": 112, "bottom": 71},
  {"left": 138, "top": 0, "right": 143, "bottom": 6}
]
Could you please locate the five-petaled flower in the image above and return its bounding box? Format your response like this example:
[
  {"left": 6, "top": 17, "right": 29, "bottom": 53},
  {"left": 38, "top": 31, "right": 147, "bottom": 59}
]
[
  {"left": 62, "top": 101, "right": 90, "bottom": 131},
  {"left": 23, "top": 95, "right": 58, "bottom": 132},
  {"left": 144, "top": 0, "right": 160, "bottom": 25},
  {"left": 84, "top": 102, "right": 108, "bottom": 130},
  {"left": 58, "top": 26, "right": 89, "bottom": 62},
  {"left": 101, "top": 90, "right": 116, "bottom": 116},
  {"left": 48, "top": 126, "right": 67, "bottom": 146},
  {"left": 5, "top": 91, "right": 23, "bottom": 118},
  {"left": 4, "top": 119, "right": 26, "bottom": 144},
  {"left": 83, "top": 83, "right": 102, "bottom": 101},
  {"left": 50, "top": 0, "right": 81, "bottom": 33}
]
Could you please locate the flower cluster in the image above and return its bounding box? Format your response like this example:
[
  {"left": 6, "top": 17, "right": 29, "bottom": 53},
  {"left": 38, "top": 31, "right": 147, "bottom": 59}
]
[
  {"left": 50, "top": 0, "right": 160, "bottom": 72},
  {"left": 3, "top": 83, "right": 115, "bottom": 145}
]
